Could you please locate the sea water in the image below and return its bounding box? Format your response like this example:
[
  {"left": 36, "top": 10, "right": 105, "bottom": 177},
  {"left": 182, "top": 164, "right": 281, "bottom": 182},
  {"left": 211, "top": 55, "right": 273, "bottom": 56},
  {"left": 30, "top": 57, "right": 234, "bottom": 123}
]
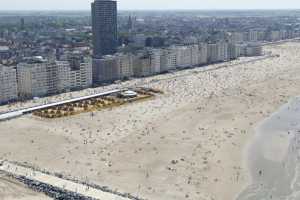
[{"left": 237, "top": 97, "right": 300, "bottom": 200}]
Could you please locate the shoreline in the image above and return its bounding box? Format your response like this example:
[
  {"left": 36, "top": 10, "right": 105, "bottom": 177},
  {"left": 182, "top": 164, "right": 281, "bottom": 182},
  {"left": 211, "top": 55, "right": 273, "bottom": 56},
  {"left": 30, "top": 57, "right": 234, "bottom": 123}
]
[{"left": 237, "top": 96, "right": 300, "bottom": 200}]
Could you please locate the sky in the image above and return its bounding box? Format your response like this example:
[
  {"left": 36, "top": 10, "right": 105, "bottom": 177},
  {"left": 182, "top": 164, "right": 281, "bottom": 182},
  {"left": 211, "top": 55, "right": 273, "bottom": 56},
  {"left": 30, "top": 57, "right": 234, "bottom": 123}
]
[{"left": 0, "top": 0, "right": 300, "bottom": 10}]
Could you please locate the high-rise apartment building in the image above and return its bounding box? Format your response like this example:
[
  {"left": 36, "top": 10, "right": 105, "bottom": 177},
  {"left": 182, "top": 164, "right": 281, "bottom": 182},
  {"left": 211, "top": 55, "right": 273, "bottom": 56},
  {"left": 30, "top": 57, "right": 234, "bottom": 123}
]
[
  {"left": 160, "top": 48, "right": 177, "bottom": 72},
  {"left": 198, "top": 43, "right": 208, "bottom": 65},
  {"left": 0, "top": 65, "right": 18, "bottom": 104},
  {"left": 207, "top": 44, "right": 219, "bottom": 63},
  {"left": 150, "top": 49, "right": 162, "bottom": 74},
  {"left": 174, "top": 46, "right": 192, "bottom": 68},
  {"left": 117, "top": 54, "right": 134, "bottom": 79},
  {"left": 17, "top": 60, "right": 59, "bottom": 98},
  {"left": 92, "top": 56, "right": 120, "bottom": 83},
  {"left": 217, "top": 42, "right": 229, "bottom": 62},
  {"left": 56, "top": 60, "right": 93, "bottom": 91},
  {"left": 17, "top": 57, "right": 92, "bottom": 98},
  {"left": 91, "top": 0, "right": 118, "bottom": 58},
  {"left": 133, "top": 54, "right": 152, "bottom": 77}
]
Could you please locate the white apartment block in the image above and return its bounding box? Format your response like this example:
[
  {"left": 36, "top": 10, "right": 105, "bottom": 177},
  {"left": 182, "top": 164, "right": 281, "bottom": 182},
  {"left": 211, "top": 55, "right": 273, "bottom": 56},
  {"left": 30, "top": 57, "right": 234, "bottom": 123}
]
[
  {"left": 190, "top": 45, "right": 200, "bottom": 66},
  {"left": 174, "top": 46, "right": 192, "bottom": 68},
  {"left": 56, "top": 61, "right": 71, "bottom": 92},
  {"left": 17, "top": 62, "right": 58, "bottom": 98},
  {"left": 269, "top": 31, "right": 281, "bottom": 41},
  {"left": 198, "top": 43, "right": 208, "bottom": 65},
  {"left": 0, "top": 65, "right": 18, "bottom": 104},
  {"left": 207, "top": 44, "right": 218, "bottom": 63},
  {"left": 217, "top": 42, "right": 229, "bottom": 62},
  {"left": 117, "top": 54, "right": 134, "bottom": 79},
  {"left": 150, "top": 49, "right": 162, "bottom": 74},
  {"left": 17, "top": 59, "right": 92, "bottom": 98},
  {"left": 56, "top": 60, "right": 92, "bottom": 91},
  {"left": 228, "top": 43, "right": 239, "bottom": 60},
  {"left": 160, "top": 48, "right": 177, "bottom": 72},
  {"left": 93, "top": 54, "right": 134, "bottom": 83},
  {"left": 248, "top": 30, "right": 259, "bottom": 42},
  {"left": 70, "top": 62, "right": 92, "bottom": 90}
]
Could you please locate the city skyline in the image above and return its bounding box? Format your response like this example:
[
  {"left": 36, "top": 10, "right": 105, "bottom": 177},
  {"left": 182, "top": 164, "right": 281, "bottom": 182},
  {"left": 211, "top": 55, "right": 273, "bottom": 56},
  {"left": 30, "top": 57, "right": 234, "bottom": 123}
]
[
  {"left": 1, "top": 0, "right": 300, "bottom": 199},
  {"left": 1, "top": 0, "right": 300, "bottom": 10}
]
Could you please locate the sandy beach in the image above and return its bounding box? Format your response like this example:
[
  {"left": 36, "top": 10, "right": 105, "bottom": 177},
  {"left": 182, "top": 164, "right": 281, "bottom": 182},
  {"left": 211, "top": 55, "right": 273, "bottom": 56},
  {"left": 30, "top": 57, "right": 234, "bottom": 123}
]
[{"left": 1, "top": 42, "right": 300, "bottom": 199}]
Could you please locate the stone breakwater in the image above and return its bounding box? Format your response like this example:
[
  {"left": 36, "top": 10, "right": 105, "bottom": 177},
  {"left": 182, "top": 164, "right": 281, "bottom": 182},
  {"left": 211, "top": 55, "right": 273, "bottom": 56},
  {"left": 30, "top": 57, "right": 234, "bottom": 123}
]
[
  {"left": 13, "top": 175, "right": 95, "bottom": 200},
  {"left": 0, "top": 161, "right": 145, "bottom": 200}
]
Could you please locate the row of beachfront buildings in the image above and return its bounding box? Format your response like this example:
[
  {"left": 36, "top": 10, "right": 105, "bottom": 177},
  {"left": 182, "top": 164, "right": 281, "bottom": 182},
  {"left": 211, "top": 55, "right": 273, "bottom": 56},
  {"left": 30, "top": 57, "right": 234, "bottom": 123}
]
[
  {"left": 0, "top": 56, "right": 92, "bottom": 104},
  {"left": 0, "top": 42, "right": 262, "bottom": 104},
  {"left": 92, "top": 42, "right": 262, "bottom": 83}
]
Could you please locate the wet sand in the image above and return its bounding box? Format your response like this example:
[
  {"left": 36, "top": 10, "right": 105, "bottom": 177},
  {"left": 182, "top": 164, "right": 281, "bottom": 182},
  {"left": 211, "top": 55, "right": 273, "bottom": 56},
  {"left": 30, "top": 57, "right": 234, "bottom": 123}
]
[
  {"left": 1, "top": 42, "right": 300, "bottom": 199},
  {"left": 237, "top": 97, "right": 300, "bottom": 200}
]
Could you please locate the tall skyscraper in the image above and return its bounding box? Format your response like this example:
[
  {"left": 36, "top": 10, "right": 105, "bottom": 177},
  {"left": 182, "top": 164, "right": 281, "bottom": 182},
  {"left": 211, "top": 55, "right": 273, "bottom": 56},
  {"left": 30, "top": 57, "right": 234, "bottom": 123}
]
[{"left": 91, "top": 0, "right": 118, "bottom": 58}]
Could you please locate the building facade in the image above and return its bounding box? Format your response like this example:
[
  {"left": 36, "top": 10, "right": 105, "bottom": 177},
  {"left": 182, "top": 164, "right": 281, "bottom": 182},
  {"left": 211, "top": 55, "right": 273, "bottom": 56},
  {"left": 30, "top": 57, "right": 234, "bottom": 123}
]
[
  {"left": 17, "top": 61, "right": 58, "bottom": 98},
  {"left": 207, "top": 44, "right": 218, "bottom": 63},
  {"left": 0, "top": 65, "right": 18, "bottom": 104},
  {"left": 160, "top": 48, "right": 177, "bottom": 72},
  {"left": 17, "top": 58, "right": 92, "bottom": 98},
  {"left": 174, "top": 46, "right": 192, "bottom": 68},
  {"left": 133, "top": 54, "right": 153, "bottom": 77},
  {"left": 70, "top": 62, "right": 93, "bottom": 90},
  {"left": 150, "top": 49, "right": 162, "bottom": 74},
  {"left": 198, "top": 43, "right": 208, "bottom": 65},
  {"left": 217, "top": 42, "right": 229, "bottom": 62},
  {"left": 93, "top": 56, "right": 120, "bottom": 83}
]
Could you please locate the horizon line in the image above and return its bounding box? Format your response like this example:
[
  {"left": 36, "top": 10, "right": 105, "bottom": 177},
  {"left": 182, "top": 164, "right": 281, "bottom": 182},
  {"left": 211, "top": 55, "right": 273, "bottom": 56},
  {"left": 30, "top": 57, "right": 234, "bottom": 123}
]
[{"left": 0, "top": 8, "right": 300, "bottom": 12}]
